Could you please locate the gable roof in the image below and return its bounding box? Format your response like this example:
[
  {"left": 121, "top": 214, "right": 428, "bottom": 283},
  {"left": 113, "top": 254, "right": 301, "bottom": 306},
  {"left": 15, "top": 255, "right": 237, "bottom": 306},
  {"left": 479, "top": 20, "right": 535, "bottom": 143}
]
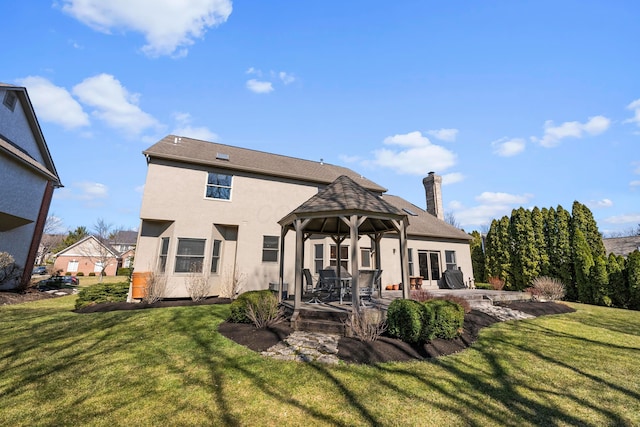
[
  {"left": 381, "top": 194, "right": 472, "bottom": 241},
  {"left": 109, "top": 230, "right": 138, "bottom": 245},
  {"left": 603, "top": 236, "right": 640, "bottom": 257},
  {"left": 143, "top": 135, "right": 386, "bottom": 193},
  {"left": 0, "top": 83, "right": 62, "bottom": 186},
  {"left": 54, "top": 235, "right": 121, "bottom": 258}
]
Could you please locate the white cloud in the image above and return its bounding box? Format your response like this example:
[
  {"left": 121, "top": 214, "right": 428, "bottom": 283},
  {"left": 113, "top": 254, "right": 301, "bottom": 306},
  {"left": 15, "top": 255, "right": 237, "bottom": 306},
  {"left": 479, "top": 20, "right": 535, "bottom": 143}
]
[
  {"left": 630, "top": 180, "right": 640, "bottom": 187},
  {"left": 134, "top": 184, "right": 145, "bottom": 193},
  {"left": 72, "top": 74, "right": 160, "bottom": 136},
  {"left": 442, "top": 172, "right": 464, "bottom": 185},
  {"left": 475, "top": 192, "right": 533, "bottom": 205},
  {"left": 533, "top": 115, "right": 611, "bottom": 147},
  {"left": 372, "top": 131, "right": 456, "bottom": 175},
  {"left": 339, "top": 154, "right": 361, "bottom": 163},
  {"left": 279, "top": 71, "right": 295, "bottom": 85},
  {"left": 54, "top": 181, "right": 109, "bottom": 207},
  {"left": 588, "top": 198, "right": 613, "bottom": 208},
  {"left": 603, "top": 213, "right": 640, "bottom": 224},
  {"left": 491, "top": 137, "right": 525, "bottom": 157},
  {"left": 60, "top": 0, "right": 232, "bottom": 57},
  {"left": 16, "top": 76, "right": 89, "bottom": 129},
  {"left": 246, "top": 79, "right": 274, "bottom": 94},
  {"left": 172, "top": 112, "right": 218, "bottom": 141},
  {"left": 427, "top": 128, "right": 458, "bottom": 142},
  {"left": 625, "top": 98, "right": 640, "bottom": 126},
  {"left": 246, "top": 67, "right": 260, "bottom": 76}
]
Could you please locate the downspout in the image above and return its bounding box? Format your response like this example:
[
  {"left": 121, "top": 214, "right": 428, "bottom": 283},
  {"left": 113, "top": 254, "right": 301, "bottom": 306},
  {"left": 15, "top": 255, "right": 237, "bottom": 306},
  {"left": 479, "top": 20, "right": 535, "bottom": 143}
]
[{"left": 21, "top": 181, "right": 54, "bottom": 288}]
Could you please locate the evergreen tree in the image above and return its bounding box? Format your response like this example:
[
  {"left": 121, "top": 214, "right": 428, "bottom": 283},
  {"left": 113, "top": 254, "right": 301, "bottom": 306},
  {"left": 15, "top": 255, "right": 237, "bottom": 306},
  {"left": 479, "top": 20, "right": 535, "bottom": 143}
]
[
  {"left": 470, "top": 230, "right": 486, "bottom": 283},
  {"left": 572, "top": 227, "right": 595, "bottom": 303},
  {"left": 532, "top": 207, "right": 550, "bottom": 277},
  {"left": 627, "top": 250, "right": 640, "bottom": 310},
  {"left": 555, "top": 205, "right": 574, "bottom": 297},
  {"left": 607, "top": 253, "right": 628, "bottom": 308},
  {"left": 484, "top": 217, "right": 512, "bottom": 285},
  {"left": 53, "top": 226, "right": 89, "bottom": 253},
  {"left": 509, "top": 208, "right": 540, "bottom": 290},
  {"left": 572, "top": 201, "right": 606, "bottom": 259},
  {"left": 590, "top": 255, "right": 610, "bottom": 306}
]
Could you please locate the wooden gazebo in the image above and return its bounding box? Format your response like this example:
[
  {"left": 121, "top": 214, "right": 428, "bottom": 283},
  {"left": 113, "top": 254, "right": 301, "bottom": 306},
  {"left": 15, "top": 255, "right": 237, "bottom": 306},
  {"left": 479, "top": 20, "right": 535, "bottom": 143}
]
[{"left": 277, "top": 175, "right": 411, "bottom": 319}]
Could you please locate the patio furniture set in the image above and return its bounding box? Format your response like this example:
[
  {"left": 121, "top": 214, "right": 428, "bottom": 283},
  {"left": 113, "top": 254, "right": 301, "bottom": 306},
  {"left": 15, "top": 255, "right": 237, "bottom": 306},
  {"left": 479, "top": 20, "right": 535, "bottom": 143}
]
[{"left": 303, "top": 267, "right": 383, "bottom": 306}]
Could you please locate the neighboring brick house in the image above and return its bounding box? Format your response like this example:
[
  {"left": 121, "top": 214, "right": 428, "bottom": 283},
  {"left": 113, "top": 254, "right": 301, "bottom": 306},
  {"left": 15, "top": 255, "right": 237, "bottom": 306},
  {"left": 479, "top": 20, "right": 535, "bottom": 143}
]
[
  {"left": 0, "top": 83, "right": 62, "bottom": 290},
  {"left": 133, "top": 135, "right": 473, "bottom": 299},
  {"left": 53, "top": 236, "right": 120, "bottom": 276}
]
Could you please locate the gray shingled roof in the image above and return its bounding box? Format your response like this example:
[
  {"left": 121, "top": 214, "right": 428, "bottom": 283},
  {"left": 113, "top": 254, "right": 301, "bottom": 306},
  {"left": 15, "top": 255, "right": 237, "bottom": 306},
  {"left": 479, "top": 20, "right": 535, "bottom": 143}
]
[
  {"left": 381, "top": 194, "right": 472, "bottom": 241},
  {"left": 603, "top": 236, "right": 640, "bottom": 257},
  {"left": 279, "top": 175, "right": 406, "bottom": 235},
  {"left": 144, "top": 135, "right": 387, "bottom": 193}
]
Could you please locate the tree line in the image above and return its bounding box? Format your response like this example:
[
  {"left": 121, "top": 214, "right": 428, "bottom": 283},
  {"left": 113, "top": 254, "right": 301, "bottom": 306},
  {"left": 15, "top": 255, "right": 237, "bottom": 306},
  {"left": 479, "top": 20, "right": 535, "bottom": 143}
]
[{"left": 469, "top": 201, "right": 640, "bottom": 310}]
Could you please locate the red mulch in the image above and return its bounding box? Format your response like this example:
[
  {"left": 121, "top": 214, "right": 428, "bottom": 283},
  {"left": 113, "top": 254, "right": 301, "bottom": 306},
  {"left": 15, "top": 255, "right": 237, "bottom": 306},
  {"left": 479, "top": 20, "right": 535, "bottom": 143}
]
[{"left": 2, "top": 289, "right": 575, "bottom": 364}]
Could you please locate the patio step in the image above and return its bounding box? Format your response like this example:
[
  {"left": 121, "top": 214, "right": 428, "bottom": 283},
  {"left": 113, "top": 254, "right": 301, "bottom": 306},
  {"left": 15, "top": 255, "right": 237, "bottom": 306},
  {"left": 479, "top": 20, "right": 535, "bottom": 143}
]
[{"left": 291, "top": 309, "right": 349, "bottom": 335}]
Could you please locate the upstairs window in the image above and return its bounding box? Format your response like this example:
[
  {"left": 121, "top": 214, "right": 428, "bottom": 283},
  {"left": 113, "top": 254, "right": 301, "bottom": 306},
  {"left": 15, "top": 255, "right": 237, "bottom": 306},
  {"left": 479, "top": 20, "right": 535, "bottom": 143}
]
[
  {"left": 262, "top": 236, "right": 279, "bottom": 262},
  {"left": 175, "top": 238, "right": 205, "bottom": 273},
  {"left": 206, "top": 173, "right": 232, "bottom": 200}
]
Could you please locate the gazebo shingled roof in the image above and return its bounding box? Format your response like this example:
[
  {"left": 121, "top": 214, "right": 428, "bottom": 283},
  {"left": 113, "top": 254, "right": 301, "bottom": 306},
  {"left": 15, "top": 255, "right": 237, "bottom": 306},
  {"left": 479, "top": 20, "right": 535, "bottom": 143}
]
[{"left": 278, "top": 175, "right": 411, "bottom": 316}]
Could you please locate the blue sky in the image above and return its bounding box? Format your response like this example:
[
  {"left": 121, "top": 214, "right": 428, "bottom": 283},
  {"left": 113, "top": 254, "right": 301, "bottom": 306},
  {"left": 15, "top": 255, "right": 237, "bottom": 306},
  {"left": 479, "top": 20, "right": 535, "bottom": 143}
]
[{"left": 4, "top": 1, "right": 639, "bottom": 235}]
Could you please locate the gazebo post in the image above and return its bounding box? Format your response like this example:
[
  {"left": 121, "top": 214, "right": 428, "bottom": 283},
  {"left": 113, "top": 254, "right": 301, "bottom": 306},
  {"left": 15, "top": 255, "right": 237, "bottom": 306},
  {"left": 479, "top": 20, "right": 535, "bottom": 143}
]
[
  {"left": 293, "top": 219, "right": 305, "bottom": 313},
  {"left": 372, "top": 232, "right": 383, "bottom": 298},
  {"left": 399, "top": 218, "right": 410, "bottom": 299},
  {"left": 348, "top": 215, "right": 361, "bottom": 309}
]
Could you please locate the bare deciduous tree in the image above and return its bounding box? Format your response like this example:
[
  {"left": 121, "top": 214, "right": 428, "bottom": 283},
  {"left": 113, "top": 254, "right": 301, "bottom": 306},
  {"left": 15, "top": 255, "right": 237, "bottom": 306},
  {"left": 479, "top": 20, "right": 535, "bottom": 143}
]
[
  {"left": 186, "top": 272, "right": 209, "bottom": 301},
  {"left": 219, "top": 267, "right": 245, "bottom": 299},
  {"left": 445, "top": 211, "right": 460, "bottom": 229},
  {"left": 142, "top": 270, "right": 167, "bottom": 304}
]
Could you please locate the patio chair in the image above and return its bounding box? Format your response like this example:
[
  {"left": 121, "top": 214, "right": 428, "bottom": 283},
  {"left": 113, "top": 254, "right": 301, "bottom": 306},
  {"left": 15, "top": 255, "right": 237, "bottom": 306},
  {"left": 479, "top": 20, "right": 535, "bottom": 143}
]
[
  {"left": 318, "top": 269, "right": 340, "bottom": 301},
  {"left": 304, "top": 268, "right": 322, "bottom": 304},
  {"left": 358, "top": 269, "right": 379, "bottom": 306}
]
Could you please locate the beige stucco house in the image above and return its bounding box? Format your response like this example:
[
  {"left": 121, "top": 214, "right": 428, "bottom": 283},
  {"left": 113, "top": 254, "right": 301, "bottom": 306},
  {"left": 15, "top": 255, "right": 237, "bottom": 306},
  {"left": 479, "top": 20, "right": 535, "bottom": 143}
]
[
  {"left": 0, "top": 83, "right": 62, "bottom": 290},
  {"left": 133, "top": 135, "right": 473, "bottom": 299}
]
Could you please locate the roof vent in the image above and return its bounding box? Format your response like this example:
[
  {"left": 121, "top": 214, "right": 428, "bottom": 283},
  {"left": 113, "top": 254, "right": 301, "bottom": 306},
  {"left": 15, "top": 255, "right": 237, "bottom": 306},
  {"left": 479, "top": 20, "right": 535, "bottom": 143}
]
[
  {"left": 216, "top": 153, "right": 230, "bottom": 161},
  {"left": 403, "top": 208, "right": 419, "bottom": 216}
]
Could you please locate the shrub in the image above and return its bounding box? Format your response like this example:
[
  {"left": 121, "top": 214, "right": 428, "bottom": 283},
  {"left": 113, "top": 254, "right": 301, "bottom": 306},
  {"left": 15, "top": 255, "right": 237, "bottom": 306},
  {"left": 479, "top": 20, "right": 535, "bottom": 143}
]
[
  {"left": 76, "top": 272, "right": 85, "bottom": 276},
  {"left": 141, "top": 271, "right": 167, "bottom": 304},
  {"left": 117, "top": 267, "right": 133, "bottom": 277},
  {"left": 474, "top": 282, "right": 492, "bottom": 290},
  {"left": 423, "top": 299, "right": 465, "bottom": 340},
  {"left": 530, "top": 276, "right": 566, "bottom": 301},
  {"left": 75, "top": 282, "right": 129, "bottom": 309},
  {"left": 410, "top": 290, "right": 471, "bottom": 314},
  {"left": 186, "top": 272, "right": 209, "bottom": 302},
  {"left": 488, "top": 276, "right": 505, "bottom": 290},
  {"left": 0, "top": 252, "right": 22, "bottom": 290},
  {"left": 344, "top": 309, "right": 387, "bottom": 342},
  {"left": 65, "top": 272, "right": 72, "bottom": 276},
  {"left": 229, "top": 290, "right": 277, "bottom": 323},
  {"left": 245, "top": 293, "right": 284, "bottom": 328},
  {"left": 386, "top": 299, "right": 427, "bottom": 343},
  {"left": 88, "top": 272, "right": 96, "bottom": 276}
]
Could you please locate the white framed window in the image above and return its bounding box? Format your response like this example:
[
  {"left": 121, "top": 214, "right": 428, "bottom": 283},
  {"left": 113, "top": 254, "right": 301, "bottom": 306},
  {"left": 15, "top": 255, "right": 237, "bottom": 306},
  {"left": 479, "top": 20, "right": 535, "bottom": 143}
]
[
  {"left": 408, "top": 248, "right": 414, "bottom": 276},
  {"left": 360, "top": 248, "right": 371, "bottom": 269},
  {"left": 205, "top": 173, "right": 232, "bottom": 200},
  {"left": 330, "top": 245, "right": 349, "bottom": 270},
  {"left": 158, "top": 237, "right": 170, "bottom": 272},
  {"left": 262, "top": 236, "right": 279, "bottom": 262},
  {"left": 67, "top": 260, "right": 79, "bottom": 272},
  {"left": 175, "top": 238, "right": 205, "bottom": 273},
  {"left": 211, "top": 239, "right": 222, "bottom": 273},
  {"left": 94, "top": 262, "right": 104, "bottom": 273},
  {"left": 314, "top": 244, "right": 324, "bottom": 273},
  {"left": 445, "top": 250, "right": 457, "bottom": 271}
]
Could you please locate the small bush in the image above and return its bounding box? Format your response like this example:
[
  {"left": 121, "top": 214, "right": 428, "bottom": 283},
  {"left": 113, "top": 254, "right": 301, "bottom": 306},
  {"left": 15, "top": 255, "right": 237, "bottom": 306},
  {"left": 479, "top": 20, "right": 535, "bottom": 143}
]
[
  {"left": 245, "top": 294, "right": 284, "bottom": 328},
  {"left": 88, "top": 272, "right": 96, "bottom": 276},
  {"left": 75, "top": 282, "right": 129, "bottom": 309},
  {"left": 386, "top": 299, "right": 427, "bottom": 343},
  {"left": 487, "top": 276, "right": 505, "bottom": 290},
  {"left": 117, "top": 267, "right": 133, "bottom": 277},
  {"left": 474, "top": 282, "right": 492, "bottom": 290},
  {"left": 410, "top": 289, "right": 433, "bottom": 302},
  {"left": 229, "top": 290, "right": 277, "bottom": 323},
  {"left": 530, "top": 276, "right": 566, "bottom": 301},
  {"left": 344, "top": 310, "right": 387, "bottom": 342},
  {"left": 410, "top": 290, "right": 471, "bottom": 313},
  {"left": 423, "top": 299, "right": 465, "bottom": 340},
  {"left": 65, "top": 272, "right": 73, "bottom": 276},
  {"left": 76, "top": 272, "right": 85, "bottom": 276}
]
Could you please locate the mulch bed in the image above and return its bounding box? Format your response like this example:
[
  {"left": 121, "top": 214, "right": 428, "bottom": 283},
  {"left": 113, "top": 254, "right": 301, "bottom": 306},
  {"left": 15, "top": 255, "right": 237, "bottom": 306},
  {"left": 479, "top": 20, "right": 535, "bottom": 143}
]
[{"left": 2, "top": 289, "right": 575, "bottom": 364}]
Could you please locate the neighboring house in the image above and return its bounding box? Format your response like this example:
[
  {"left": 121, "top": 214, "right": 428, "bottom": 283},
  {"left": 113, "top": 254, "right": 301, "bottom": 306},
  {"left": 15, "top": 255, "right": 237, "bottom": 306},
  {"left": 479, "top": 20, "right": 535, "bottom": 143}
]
[
  {"left": 35, "top": 233, "right": 65, "bottom": 265},
  {"left": 603, "top": 236, "right": 640, "bottom": 258},
  {"left": 0, "top": 83, "right": 62, "bottom": 290},
  {"left": 108, "top": 230, "right": 137, "bottom": 253},
  {"left": 53, "top": 236, "right": 120, "bottom": 276},
  {"left": 133, "top": 135, "right": 473, "bottom": 299}
]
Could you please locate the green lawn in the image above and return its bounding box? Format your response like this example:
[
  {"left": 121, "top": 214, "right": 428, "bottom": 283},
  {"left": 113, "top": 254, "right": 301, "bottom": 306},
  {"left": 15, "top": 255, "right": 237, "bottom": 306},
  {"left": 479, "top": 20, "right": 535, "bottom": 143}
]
[{"left": 1, "top": 297, "right": 639, "bottom": 426}]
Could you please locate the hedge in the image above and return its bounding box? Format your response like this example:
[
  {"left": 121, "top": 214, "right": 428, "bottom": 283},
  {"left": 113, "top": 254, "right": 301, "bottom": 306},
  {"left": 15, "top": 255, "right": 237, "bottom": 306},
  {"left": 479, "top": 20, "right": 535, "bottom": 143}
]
[
  {"left": 75, "top": 282, "right": 130, "bottom": 309},
  {"left": 423, "top": 299, "right": 465, "bottom": 340},
  {"left": 386, "top": 299, "right": 427, "bottom": 343}
]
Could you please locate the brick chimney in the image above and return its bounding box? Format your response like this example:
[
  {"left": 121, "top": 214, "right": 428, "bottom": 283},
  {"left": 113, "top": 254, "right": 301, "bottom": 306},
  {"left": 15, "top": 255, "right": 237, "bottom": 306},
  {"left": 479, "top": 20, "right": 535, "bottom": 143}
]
[{"left": 423, "top": 172, "right": 443, "bottom": 220}]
